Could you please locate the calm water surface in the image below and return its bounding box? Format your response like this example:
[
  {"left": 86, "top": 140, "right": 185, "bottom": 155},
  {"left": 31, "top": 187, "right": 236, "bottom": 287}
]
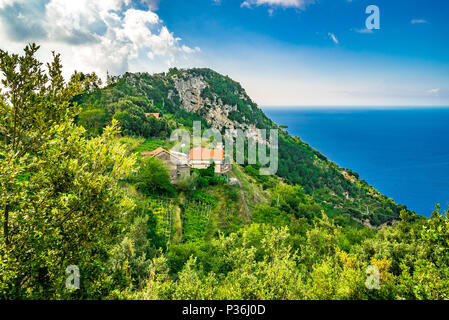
[{"left": 264, "top": 107, "right": 449, "bottom": 217}]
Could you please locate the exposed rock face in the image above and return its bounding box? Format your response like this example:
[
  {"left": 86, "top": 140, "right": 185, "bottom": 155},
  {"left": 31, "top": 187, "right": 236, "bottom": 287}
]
[
  {"left": 173, "top": 76, "right": 208, "bottom": 113},
  {"left": 82, "top": 68, "right": 405, "bottom": 226},
  {"left": 173, "top": 74, "right": 238, "bottom": 130},
  {"left": 171, "top": 72, "right": 269, "bottom": 144}
]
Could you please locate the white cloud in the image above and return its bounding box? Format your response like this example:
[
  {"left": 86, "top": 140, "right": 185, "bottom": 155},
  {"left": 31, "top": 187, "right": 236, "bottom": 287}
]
[
  {"left": 0, "top": 0, "right": 21, "bottom": 9},
  {"left": 141, "top": 0, "right": 159, "bottom": 10},
  {"left": 0, "top": 0, "right": 200, "bottom": 79},
  {"left": 427, "top": 88, "right": 440, "bottom": 95},
  {"left": 328, "top": 32, "right": 339, "bottom": 45},
  {"left": 241, "top": 0, "right": 313, "bottom": 9},
  {"left": 181, "top": 45, "right": 201, "bottom": 54},
  {"left": 411, "top": 19, "right": 428, "bottom": 24}
]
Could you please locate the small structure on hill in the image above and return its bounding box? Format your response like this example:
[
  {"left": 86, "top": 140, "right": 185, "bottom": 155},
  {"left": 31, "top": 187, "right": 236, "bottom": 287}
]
[
  {"left": 142, "top": 147, "right": 190, "bottom": 182},
  {"left": 228, "top": 178, "right": 240, "bottom": 186},
  {"left": 145, "top": 113, "right": 160, "bottom": 119},
  {"left": 189, "top": 145, "right": 231, "bottom": 175},
  {"left": 142, "top": 143, "right": 232, "bottom": 182},
  {"left": 341, "top": 171, "right": 356, "bottom": 183}
]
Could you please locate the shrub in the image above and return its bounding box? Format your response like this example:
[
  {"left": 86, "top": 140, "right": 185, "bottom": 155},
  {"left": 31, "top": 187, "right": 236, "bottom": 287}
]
[{"left": 135, "top": 157, "right": 175, "bottom": 196}]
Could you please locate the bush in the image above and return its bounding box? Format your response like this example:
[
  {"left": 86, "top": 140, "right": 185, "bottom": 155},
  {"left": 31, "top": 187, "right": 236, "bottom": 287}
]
[
  {"left": 135, "top": 157, "right": 175, "bottom": 196},
  {"left": 176, "top": 171, "right": 198, "bottom": 192},
  {"left": 252, "top": 205, "right": 289, "bottom": 226},
  {"left": 77, "top": 108, "right": 107, "bottom": 136},
  {"left": 190, "top": 190, "right": 217, "bottom": 206}
]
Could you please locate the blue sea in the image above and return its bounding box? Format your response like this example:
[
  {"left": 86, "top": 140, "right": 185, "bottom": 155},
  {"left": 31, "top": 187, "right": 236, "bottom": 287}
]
[{"left": 263, "top": 107, "right": 449, "bottom": 217}]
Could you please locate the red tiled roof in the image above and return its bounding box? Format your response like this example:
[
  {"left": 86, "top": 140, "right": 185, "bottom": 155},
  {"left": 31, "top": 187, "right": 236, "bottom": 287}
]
[
  {"left": 142, "top": 147, "right": 165, "bottom": 157},
  {"left": 189, "top": 147, "right": 224, "bottom": 161},
  {"left": 145, "top": 113, "right": 160, "bottom": 119},
  {"left": 142, "top": 147, "right": 185, "bottom": 164},
  {"left": 341, "top": 171, "right": 356, "bottom": 181}
]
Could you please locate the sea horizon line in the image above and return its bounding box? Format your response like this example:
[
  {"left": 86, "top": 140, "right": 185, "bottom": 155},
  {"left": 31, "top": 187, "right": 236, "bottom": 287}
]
[{"left": 261, "top": 105, "right": 449, "bottom": 110}]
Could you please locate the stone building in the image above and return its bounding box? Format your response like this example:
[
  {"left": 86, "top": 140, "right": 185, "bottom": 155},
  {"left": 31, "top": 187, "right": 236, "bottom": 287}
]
[
  {"left": 142, "top": 147, "right": 190, "bottom": 182},
  {"left": 189, "top": 146, "right": 231, "bottom": 174},
  {"left": 142, "top": 144, "right": 232, "bottom": 182}
]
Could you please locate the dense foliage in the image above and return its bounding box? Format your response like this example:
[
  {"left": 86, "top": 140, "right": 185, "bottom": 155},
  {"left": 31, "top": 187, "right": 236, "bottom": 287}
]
[
  {"left": 76, "top": 67, "right": 409, "bottom": 226},
  {"left": 0, "top": 45, "right": 135, "bottom": 298},
  {"left": 1, "top": 45, "right": 448, "bottom": 300}
]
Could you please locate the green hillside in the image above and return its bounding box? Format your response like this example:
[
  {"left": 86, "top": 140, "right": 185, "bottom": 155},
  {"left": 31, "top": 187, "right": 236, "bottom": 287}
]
[
  {"left": 2, "top": 46, "right": 448, "bottom": 300},
  {"left": 76, "top": 68, "right": 409, "bottom": 227}
]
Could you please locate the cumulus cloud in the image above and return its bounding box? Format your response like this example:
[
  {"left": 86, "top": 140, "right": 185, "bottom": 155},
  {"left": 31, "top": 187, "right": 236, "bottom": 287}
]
[
  {"left": 141, "top": 0, "right": 159, "bottom": 10},
  {"left": 0, "top": 0, "right": 200, "bottom": 79},
  {"left": 241, "top": 0, "right": 313, "bottom": 9},
  {"left": 0, "top": 0, "right": 20, "bottom": 9},
  {"left": 181, "top": 45, "right": 201, "bottom": 54},
  {"left": 0, "top": 0, "right": 47, "bottom": 40}
]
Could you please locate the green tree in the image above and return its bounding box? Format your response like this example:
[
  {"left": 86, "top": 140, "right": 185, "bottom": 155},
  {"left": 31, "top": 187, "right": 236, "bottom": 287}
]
[
  {"left": 0, "top": 43, "right": 84, "bottom": 156},
  {"left": 0, "top": 44, "right": 136, "bottom": 299},
  {"left": 422, "top": 205, "right": 449, "bottom": 267},
  {"left": 77, "top": 108, "right": 107, "bottom": 136},
  {"left": 252, "top": 204, "right": 289, "bottom": 226},
  {"left": 112, "top": 100, "right": 150, "bottom": 137},
  {"left": 135, "top": 157, "right": 175, "bottom": 196}
]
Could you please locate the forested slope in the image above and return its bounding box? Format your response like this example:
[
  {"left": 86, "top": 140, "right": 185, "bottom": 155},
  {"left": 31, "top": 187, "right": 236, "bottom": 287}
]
[
  {"left": 3, "top": 46, "right": 448, "bottom": 300},
  {"left": 76, "top": 68, "right": 409, "bottom": 226}
]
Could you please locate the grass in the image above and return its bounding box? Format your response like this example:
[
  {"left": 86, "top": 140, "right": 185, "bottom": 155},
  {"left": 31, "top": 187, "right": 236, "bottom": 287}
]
[
  {"left": 135, "top": 138, "right": 175, "bottom": 154},
  {"left": 230, "top": 165, "right": 271, "bottom": 211},
  {"left": 119, "top": 136, "right": 146, "bottom": 153}
]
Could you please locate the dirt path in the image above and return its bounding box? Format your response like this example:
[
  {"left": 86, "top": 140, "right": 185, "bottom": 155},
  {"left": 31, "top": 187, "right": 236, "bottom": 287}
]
[
  {"left": 239, "top": 186, "right": 251, "bottom": 221},
  {"left": 229, "top": 172, "right": 251, "bottom": 222},
  {"left": 172, "top": 193, "right": 184, "bottom": 244}
]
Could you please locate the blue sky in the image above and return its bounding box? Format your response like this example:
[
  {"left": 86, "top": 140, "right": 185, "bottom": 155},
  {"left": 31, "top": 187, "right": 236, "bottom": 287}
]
[{"left": 0, "top": 0, "right": 448, "bottom": 106}]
